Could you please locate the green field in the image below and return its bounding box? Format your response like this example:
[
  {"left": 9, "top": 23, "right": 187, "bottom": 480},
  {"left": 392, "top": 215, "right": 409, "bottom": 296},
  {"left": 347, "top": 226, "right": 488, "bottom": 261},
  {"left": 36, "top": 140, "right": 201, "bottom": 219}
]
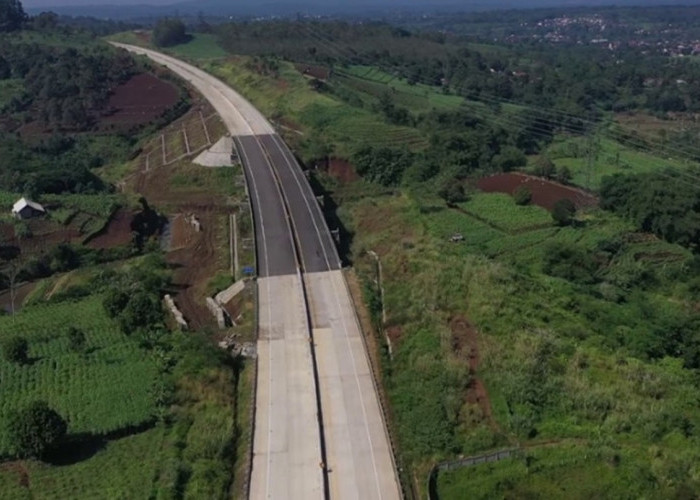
[
  {"left": 437, "top": 441, "right": 700, "bottom": 500},
  {"left": 202, "top": 57, "right": 429, "bottom": 157},
  {"left": 0, "top": 427, "right": 168, "bottom": 499},
  {"left": 336, "top": 65, "right": 465, "bottom": 112},
  {"left": 545, "top": 135, "right": 693, "bottom": 189},
  {"left": 0, "top": 296, "right": 158, "bottom": 455},
  {"left": 166, "top": 33, "right": 228, "bottom": 61}
]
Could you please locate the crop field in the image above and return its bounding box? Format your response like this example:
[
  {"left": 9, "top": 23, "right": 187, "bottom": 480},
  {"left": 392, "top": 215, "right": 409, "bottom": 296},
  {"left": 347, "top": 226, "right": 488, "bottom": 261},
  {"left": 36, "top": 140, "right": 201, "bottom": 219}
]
[
  {"left": 0, "top": 296, "right": 158, "bottom": 455},
  {"left": 458, "top": 193, "right": 552, "bottom": 232}
]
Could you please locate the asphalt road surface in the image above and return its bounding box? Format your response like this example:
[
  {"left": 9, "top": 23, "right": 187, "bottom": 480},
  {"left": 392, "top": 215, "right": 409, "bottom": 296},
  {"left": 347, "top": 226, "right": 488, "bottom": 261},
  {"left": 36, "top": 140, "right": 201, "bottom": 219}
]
[
  {"left": 113, "top": 43, "right": 401, "bottom": 500},
  {"left": 258, "top": 133, "right": 341, "bottom": 274}
]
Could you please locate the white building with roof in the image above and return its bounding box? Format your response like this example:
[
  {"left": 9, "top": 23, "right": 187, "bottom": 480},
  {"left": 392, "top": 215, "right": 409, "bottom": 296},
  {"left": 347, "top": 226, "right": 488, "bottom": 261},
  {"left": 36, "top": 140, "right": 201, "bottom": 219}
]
[{"left": 12, "top": 197, "right": 45, "bottom": 219}]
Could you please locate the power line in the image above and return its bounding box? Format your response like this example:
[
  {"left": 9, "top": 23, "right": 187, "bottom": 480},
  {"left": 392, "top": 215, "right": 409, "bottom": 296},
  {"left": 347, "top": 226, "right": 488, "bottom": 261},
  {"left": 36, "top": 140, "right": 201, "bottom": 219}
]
[{"left": 292, "top": 21, "right": 700, "bottom": 188}]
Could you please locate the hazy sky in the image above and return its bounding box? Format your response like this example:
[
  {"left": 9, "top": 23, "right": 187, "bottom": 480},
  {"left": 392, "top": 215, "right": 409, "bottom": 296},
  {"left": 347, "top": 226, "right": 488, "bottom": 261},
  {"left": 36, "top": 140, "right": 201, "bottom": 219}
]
[{"left": 24, "top": 0, "right": 178, "bottom": 6}]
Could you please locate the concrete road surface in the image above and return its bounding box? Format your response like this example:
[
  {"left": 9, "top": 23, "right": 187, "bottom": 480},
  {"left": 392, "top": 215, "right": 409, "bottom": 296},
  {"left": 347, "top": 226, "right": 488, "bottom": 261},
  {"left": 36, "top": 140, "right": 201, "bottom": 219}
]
[{"left": 113, "top": 43, "right": 401, "bottom": 500}]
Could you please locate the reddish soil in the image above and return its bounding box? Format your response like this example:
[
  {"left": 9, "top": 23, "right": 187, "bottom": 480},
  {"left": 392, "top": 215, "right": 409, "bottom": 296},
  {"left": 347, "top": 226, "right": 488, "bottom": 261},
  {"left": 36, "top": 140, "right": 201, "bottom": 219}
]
[
  {"left": 477, "top": 172, "right": 598, "bottom": 211},
  {"left": 0, "top": 220, "right": 81, "bottom": 255},
  {"left": 166, "top": 209, "right": 220, "bottom": 329},
  {"left": 634, "top": 251, "right": 686, "bottom": 263},
  {"left": 294, "top": 63, "right": 331, "bottom": 80},
  {"left": 0, "top": 462, "right": 29, "bottom": 489},
  {"left": 327, "top": 158, "right": 359, "bottom": 184},
  {"left": 86, "top": 209, "right": 135, "bottom": 250},
  {"left": 0, "top": 281, "right": 36, "bottom": 314},
  {"left": 450, "top": 316, "right": 495, "bottom": 425},
  {"left": 386, "top": 325, "right": 403, "bottom": 345},
  {"left": 102, "top": 73, "right": 179, "bottom": 126}
]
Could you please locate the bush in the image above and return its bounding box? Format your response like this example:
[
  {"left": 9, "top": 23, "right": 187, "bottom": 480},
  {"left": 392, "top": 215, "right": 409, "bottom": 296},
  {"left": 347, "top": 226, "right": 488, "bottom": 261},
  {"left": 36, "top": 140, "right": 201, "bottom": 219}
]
[
  {"left": 103, "top": 288, "right": 130, "bottom": 318},
  {"left": 513, "top": 186, "right": 532, "bottom": 206},
  {"left": 552, "top": 198, "right": 576, "bottom": 226},
  {"left": 353, "top": 146, "right": 413, "bottom": 187},
  {"left": 66, "top": 327, "right": 86, "bottom": 352},
  {"left": 152, "top": 18, "right": 188, "bottom": 48},
  {"left": 534, "top": 156, "right": 556, "bottom": 179},
  {"left": 118, "top": 289, "right": 163, "bottom": 335},
  {"left": 493, "top": 146, "right": 527, "bottom": 172},
  {"left": 556, "top": 166, "right": 572, "bottom": 184},
  {"left": 439, "top": 179, "right": 468, "bottom": 204},
  {"left": 7, "top": 401, "right": 67, "bottom": 459},
  {"left": 3, "top": 335, "right": 28, "bottom": 364},
  {"left": 543, "top": 242, "right": 600, "bottom": 284}
]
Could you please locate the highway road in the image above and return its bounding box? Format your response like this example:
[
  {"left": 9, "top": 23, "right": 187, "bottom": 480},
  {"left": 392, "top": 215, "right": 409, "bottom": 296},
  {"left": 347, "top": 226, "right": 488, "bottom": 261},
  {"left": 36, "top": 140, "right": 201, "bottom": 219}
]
[{"left": 113, "top": 43, "right": 401, "bottom": 500}]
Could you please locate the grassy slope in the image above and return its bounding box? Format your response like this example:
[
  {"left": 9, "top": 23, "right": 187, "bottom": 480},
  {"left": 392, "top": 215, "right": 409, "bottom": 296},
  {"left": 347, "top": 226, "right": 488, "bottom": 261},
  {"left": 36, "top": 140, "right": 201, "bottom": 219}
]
[{"left": 334, "top": 183, "right": 699, "bottom": 497}]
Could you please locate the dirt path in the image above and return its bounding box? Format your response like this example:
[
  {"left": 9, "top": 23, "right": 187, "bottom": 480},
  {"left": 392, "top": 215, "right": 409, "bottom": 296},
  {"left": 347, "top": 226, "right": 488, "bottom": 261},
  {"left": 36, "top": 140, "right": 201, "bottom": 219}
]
[{"left": 450, "top": 315, "right": 496, "bottom": 428}]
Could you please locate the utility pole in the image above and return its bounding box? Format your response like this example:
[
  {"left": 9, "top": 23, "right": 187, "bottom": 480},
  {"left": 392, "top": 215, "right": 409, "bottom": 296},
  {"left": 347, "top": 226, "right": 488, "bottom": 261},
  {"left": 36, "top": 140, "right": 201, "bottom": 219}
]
[{"left": 585, "top": 114, "right": 598, "bottom": 190}]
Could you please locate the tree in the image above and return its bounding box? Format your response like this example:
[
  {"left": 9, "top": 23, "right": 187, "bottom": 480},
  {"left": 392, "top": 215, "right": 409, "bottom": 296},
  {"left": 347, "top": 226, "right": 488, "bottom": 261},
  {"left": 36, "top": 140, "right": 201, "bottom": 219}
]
[
  {"left": 494, "top": 146, "right": 527, "bottom": 172},
  {"left": 353, "top": 146, "right": 412, "bottom": 187},
  {"left": 0, "top": 56, "right": 10, "bottom": 79},
  {"left": 152, "top": 18, "right": 188, "bottom": 48},
  {"left": 513, "top": 186, "right": 532, "bottom": 205},
  {"left": 7, "top": 401, "right": 67, "bottom": 459},
  {"left": 66, "top": 327, "right": 86, "bottom": 353},
  {"left": 534, "top": 156, "right": 556, "bottom": 179},
  {"left": 552, "top": 198, "right": 576, "bottom": 226},
  {"left": 118, "top": 289, "right": 163, "bottom": 334},
  {"left": 556, "top": 165, "right": 572, "bottom": 184},
  {"left": 3, "top": 335, "right": 28, "bottom": 364},
  {"left": 103, "top": 288, "right": 130, "bottom": 318},
  {"left": 0, "top": 0, "right": 26, "bottom": 33},
  {"left": 438, "top": 178, "right": 467, "bottom": 204}
]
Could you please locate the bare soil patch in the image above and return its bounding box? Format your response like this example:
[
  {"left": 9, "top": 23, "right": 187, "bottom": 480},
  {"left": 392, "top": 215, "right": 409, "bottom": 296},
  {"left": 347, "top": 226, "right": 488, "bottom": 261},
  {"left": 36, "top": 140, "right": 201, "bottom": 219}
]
[
  {"left": 477, "top": 172, "right": 598, "bottom": 211},
  {"left": 166, "top": 210, "right": 221, "bottom": 329},
  {"left": 450, "top": 315, "right": 494, "bottom": 425},
  {"left": 327, "top": 158, "right": 359, "bottom": 184},
  {"left": 0, "top": 461, "right": 29, "bottom": 489},
  {"left": 0, "top": 281, "right": 36, "bottom": 314},
  {"left": 386, "top": 325, "right": 403, "bottom": 345},
  {"left": 294, "top": 63, "right": 331, "bottom": 80},
  {"left": 86, "top": 209, "right": 135, "bottom": 250},
  {"left": 0, "top": 220, "right": 81, "bottom": 255},
  {"left": 102, "top": 73, "right": 179, "bottom": 127},
  {"left": 124, "top": 100, "right": 232, "bottom": 329}
]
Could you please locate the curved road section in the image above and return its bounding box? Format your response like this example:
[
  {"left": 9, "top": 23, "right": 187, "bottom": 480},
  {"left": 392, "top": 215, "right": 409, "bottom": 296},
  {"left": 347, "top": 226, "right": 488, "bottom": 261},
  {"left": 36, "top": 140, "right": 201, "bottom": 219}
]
[{"left": 113, "top": 44, "right": 401, "bottom": 500}]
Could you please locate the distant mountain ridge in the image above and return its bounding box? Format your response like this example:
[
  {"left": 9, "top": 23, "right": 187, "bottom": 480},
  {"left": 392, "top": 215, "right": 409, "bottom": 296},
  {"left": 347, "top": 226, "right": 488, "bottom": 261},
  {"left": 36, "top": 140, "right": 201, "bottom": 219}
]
[{"left": 25, "top": 0, "right": 700, "bottom": 20}]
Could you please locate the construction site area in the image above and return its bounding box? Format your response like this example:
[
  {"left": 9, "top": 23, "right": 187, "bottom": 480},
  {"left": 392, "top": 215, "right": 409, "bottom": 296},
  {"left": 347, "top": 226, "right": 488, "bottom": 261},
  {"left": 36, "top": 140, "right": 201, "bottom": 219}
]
[{"left": 121, "top": 98, "right": 256, "bottom": 341}]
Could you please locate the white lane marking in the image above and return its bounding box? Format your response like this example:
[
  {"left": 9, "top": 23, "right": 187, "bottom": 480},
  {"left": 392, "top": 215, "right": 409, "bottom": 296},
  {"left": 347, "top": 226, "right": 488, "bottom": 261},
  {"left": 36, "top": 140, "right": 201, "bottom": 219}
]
[
  {"left": 269, "top": 134, "right": 340, "bottom": 269},
  {"left": 267, "top": 141, "right": 384, "bottom": 496}
]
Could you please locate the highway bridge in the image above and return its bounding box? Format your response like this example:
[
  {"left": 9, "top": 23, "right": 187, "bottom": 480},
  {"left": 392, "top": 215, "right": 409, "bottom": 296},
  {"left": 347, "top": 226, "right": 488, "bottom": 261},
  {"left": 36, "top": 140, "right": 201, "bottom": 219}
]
[{"left": 112, "top": 44, "right": 402, "bottom": 500}]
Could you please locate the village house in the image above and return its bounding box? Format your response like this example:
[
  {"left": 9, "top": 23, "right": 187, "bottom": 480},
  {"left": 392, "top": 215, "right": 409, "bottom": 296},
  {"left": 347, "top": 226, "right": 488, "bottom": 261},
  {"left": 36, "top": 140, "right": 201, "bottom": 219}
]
[{"left": 11, "top": 197, "right": 46, "bottom": 219}]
